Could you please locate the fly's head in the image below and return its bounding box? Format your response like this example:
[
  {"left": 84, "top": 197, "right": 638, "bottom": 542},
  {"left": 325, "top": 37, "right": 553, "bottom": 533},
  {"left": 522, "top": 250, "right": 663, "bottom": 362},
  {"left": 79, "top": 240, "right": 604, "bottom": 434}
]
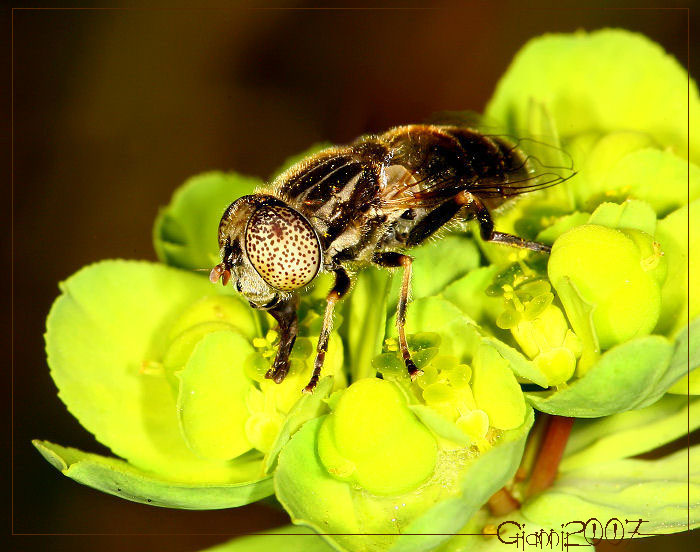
[{"left": 210, "top": 194, "right": 322, "bottom": 310}]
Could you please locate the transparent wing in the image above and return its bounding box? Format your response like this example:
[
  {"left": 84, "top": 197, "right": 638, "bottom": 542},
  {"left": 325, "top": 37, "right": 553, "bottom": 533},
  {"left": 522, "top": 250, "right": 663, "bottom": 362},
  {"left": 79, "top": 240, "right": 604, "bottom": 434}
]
[{"left": 380, "top": 133, "right": 575, "bottom": 208}]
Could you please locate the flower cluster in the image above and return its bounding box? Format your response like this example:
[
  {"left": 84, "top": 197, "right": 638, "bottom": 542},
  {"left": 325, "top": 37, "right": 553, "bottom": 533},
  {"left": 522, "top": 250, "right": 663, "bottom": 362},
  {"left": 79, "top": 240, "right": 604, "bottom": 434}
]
[{"left": 36, "top": 29, "right": 698, "bottom": 551}]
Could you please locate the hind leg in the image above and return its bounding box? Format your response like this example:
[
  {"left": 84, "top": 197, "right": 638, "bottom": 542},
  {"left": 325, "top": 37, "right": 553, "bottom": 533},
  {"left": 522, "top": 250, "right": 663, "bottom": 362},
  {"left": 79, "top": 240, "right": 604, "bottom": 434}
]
[
  {"left": 456, "top": 191, "right": 551, "bottom": 253},
  {"left": 373, "top": 252, "right": 422, "bottom": 380}
]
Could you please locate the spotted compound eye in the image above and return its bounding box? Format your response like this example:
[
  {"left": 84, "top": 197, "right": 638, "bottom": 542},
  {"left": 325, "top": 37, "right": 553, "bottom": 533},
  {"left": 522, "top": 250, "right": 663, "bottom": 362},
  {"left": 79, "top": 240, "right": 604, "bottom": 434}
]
[{"left": 244, "top": 205, "right": 321, "bottom": 291}]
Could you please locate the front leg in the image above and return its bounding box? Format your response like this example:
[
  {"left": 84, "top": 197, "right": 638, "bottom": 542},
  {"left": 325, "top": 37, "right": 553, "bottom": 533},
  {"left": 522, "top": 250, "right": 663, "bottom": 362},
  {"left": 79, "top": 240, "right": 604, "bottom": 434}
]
[
  {"left": 265, "top": 295, "right": 300, "bottom": 384},
  {"left": 373, "top": 252, "right": 422, "bottom": 380},
  {"left": 303, "top": 267, "right": 352, "bottom": 394}
]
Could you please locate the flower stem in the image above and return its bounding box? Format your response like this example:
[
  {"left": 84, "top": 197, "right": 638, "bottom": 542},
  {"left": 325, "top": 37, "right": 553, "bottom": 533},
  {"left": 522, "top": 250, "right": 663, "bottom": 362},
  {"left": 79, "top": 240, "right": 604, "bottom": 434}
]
[
  {"left": 515, "top": 412, "right": 549, "bottom": 482},
  {"left": 486, "top": 414, "right": 573, "bottom": 516},
  {"left": 525, "top": 415, "right": 575, "bottom": 497}
]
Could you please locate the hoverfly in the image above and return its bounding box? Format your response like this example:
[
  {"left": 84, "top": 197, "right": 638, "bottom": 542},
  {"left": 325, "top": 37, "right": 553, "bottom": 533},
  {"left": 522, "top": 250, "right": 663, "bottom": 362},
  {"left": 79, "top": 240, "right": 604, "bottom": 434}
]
[{"left": 210, "top": 120, "right": 572, "bottom": 393}]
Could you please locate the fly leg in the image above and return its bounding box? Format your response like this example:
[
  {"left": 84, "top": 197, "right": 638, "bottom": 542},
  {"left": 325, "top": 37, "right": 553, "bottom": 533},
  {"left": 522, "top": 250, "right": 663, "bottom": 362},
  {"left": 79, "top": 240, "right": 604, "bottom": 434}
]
[
  {"left": 373, "top": 252, "right": 422, "bottom": 380},
  {"left": 265, "top": 295, "right": 300, "bottom": 383},
  {"left": 456, "top": 191, "right": 551, "bottom": 253},
  {"left": 304, "top": 267, "right": 351, "bottom": 394}
]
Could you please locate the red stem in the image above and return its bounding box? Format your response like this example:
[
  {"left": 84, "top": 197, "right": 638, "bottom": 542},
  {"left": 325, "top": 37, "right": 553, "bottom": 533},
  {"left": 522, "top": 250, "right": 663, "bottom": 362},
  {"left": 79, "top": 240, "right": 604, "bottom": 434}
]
[{"left": 526, "top": 415, "right": 575, "bottom": 497}]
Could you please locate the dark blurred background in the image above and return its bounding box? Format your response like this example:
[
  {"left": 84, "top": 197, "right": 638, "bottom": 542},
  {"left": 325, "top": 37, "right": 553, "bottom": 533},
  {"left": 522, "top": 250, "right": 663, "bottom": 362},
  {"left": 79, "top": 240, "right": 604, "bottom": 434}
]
[{"left": 8, "top": 2, "right": 697, "bottom": 551}]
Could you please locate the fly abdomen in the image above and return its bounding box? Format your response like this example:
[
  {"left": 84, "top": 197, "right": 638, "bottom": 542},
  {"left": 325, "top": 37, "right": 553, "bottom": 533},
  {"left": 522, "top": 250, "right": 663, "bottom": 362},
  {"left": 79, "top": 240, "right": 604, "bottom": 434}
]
[
  {"left": 446, "top": 127, "right": 531, "bottom": 194},
  {"left": 378, "top": 125, "right": 532, "bottom": 204},
  {"left": 375, "top": 124, "right": 559, "bottom": 249},
  {"left": 444, "top": 127, "right": 570, "bottom": 204}
]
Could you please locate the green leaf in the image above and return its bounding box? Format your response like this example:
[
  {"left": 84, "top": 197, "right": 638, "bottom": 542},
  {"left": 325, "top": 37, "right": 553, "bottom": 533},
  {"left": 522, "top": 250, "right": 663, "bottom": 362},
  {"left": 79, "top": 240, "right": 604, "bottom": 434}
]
[
  {"left": 275, "top": 417, "right": 371, "bottom": 551},
  {"left": 667, "top": 320, "right": 700, "bottom": 395},
  {"left": 264, "top": 376, "right": 335, "bottom": 473},
  {"left": 154, "top": 172, "right": 261, "bottom": 270},
  {"left": 471, "top": 343, "right": 526, "bottom": 430},
  {"left": 636, "top": 318, "right": 700, "bottom": 407},
  {"left": 655, "top": 201, "right": 698, "bottom": 336},
  {"left": 45, "top": 261, "right": 263, "bottom": 482},
  {"left": 587, "top": 200, "right": 657, "bottom": 237},
  {"left": 668, "top": 366, "right": 700, "bottom": 395},
  {"left": 525, "top": 335, "right": 673, "bottom": 417},
  {"left": 485, "top": 29, "right": 700, "bottom": 162},
  {"left": 389, "top": 408, "right": 534, "bottom": 552},
  {"left": 167, "top": 294, "right": 261, "bottom": 343},
  {"left": 596, "top": 148, "right": 700, "bottom": 217},
  {"left": 480, "top": 337, "right": 549, "bottom": 389},
  {"left": 567, "top": 131, "right": 656, "bottom": 211},
  {"left": 535, "top": 212, "right": 590, "bottom": 245},
  {"left": 275, "top": 406, "right": 533, "bottom": 552},
  {"left": 442, "top": 266, "right": 505, "bottom": 337},
  {"left": 318, "top": 379, "right": 438, "bottom": 496},
  {"left": 177, "top": 331, "right": 255, "bottom": 460},
  {"left": 561, "top": 395, "right": 700, "bottom": 471},
  {"left": 408, "top": 405, "right": 471, "bottom": 447},
  {"left": 33, "top": 440, "right": 272, "bottom": 509},
  {"left": 522, "top": 446, "right": 700, "bottom": 534}
]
